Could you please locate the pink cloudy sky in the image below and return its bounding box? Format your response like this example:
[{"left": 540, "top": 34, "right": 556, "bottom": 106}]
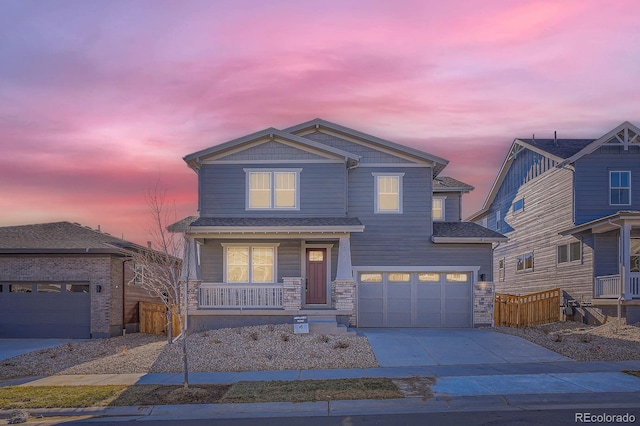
[{"left": 1, "top": 0, "right": 639, "bottom": 245}]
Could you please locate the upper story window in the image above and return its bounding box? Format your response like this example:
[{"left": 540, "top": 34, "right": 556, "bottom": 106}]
[
  {"left": 610, "top": 171, "right": 631, "bottom": 206},
  {"left": 373, "top": 173, "right": 404, "bottom": 213},
  {"left": 432, "top": 198, "right": 445, "bottom": 221},
  {"left": 513, "top": 198, "right": 524, "bottom": 213},
  {"left": 495, "top": 211, "right": 501, "bottom": 231},
  {"left": 245, "top": 169, "right": 301, "bottom": 210}
]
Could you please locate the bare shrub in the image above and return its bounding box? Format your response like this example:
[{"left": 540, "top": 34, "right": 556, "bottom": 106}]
[{"left": 333, "top": 341, "right": 350, "bottom": 349}]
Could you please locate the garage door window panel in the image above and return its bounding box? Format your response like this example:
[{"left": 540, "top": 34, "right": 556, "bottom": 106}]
[
  {"left": 10, "top": 284, "right": 33, "bottom": 293},
  {"left": 37, "top": 284, "right": 62, "bottom": 293}
]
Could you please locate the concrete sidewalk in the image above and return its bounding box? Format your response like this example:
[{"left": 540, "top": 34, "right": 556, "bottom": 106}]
[
  {"left": 2, "top": 361, "right": 640, "bottom": 421},
  {"left": 0, "top": 361, "right": 640, "bottom": 422}
]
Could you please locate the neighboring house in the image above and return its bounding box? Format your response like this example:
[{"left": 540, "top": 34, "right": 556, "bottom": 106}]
[
  {"left": 468, "top": 121, "right": 640, "bottom": 324},
  {"left": 175, "top": 119, "right": 505, "bottom": 330},
  {"left": 0, "top": 222, "right": 160, "bottom": 338}
]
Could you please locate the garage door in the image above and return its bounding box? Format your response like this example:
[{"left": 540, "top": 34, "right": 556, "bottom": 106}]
[
  {"left": 0, "top": 283, "right": 91, "bottom": 338},
  {"left": 358, "top": 271, "right": 472, "bottom": 327}
]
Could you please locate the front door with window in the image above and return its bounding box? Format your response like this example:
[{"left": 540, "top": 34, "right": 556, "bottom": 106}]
[{"left": 306, "top": 248, "right": 327, "bottom": 304}]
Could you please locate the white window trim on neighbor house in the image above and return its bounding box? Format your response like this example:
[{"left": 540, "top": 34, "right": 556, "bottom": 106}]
[
  {"left": 221, "top": 243, "right": 280, "bottom": 284},
  {"left": 557, "top": 241, "right": 582, "bottom": 266},
  {"left": 513, "top": 198, "right": 524, "bottom": 214},
  {"left": 498, "top": 257, "right": 505, "bottom": 281},
  {"left": 609, "top": 170, "right": 631, "bottom": 206},
  {"left": 516, "top": 251, "right": 534, "bottom": 273},
  {"left": 244, "top": 168, "right": 302, "bottom": 210},
  {"left": 373, "top": 172, "right": 404, "bottom": 214},
  {"left": 432, "top": 197, "right": 446, "bottom": 221}
]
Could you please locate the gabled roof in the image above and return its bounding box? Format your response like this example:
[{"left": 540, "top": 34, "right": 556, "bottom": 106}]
[
  {"left": 284, "top": 118, "right": 449, "bottom": 176},
  {"left": 433, "top": 177, "right": 474, "bottom": 192},
  {"left": 0, "top": 222, "right": 139, "bottom": 254},
  {"left": 183, "top": 127, "right": 361, "bottom": 170},
  {"left": 467, "top": 122, "right": 639, "bottom": 222},
  {"left": 432, "top": 222, "right": 507, "bottom": 243}
]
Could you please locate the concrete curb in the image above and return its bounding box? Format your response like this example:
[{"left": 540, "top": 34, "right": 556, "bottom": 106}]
[{"left": 3, "top": 393, "right": 640, "bottom": 421}]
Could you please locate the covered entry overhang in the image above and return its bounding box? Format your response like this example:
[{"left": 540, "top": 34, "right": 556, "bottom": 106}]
[
  {"left": 561, "top": 211, "right": 640, "bottom": 300},
  {"left": 182, "top": 217, "right": 364, "bottom": 311}
]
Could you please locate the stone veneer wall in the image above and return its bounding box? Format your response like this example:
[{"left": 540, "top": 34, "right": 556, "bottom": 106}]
[
  {"left": 283, "top": 277, "right": 302, "bottom": 310},
  {"left": 474, "top": 281, "right": 495, "bottom": 327},
  {"left": 332, "top": 279, "right": 356, "bottom": 326},
  {"left": 0, "top": 254, "right": 118, "bottom": 338}
]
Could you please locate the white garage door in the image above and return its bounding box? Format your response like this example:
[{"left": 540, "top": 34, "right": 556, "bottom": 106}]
[{"left": 358, "top": 271, "right": 472, "bottom": 327}]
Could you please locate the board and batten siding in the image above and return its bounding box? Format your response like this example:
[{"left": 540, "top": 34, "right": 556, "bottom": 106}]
[
  {"left": 491, "top": 159, "right": 594, "bottom": 300},
  {"left": 574, "top": 145, "right": 640, "bottom": 225},
  {"left": 198, "top": 163, "right": 347, "bottom": 217}
]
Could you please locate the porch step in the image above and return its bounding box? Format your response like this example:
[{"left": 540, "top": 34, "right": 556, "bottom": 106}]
[{"left": 308, "top": 319, "right": 355, "bottom": 336}]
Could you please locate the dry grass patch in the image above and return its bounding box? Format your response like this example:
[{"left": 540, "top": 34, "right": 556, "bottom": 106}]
[
  {"left": 0, "top": 385, "right": 129, "bottom": 409},
  {"left": 220, "top": 378, "right": 403, "bottom": 403}
]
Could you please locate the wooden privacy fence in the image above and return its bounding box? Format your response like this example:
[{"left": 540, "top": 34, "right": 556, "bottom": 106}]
[
  {"left": 139, "top": 301, "right": 181, "bottom": 337},
  {"left": 494, "top": 288, "right": 561, "bottom": 328}
]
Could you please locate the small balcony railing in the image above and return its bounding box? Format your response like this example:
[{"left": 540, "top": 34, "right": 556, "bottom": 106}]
[
  {"left": 199, "top": 283, "right": 284, "bottom": 308},
  {"left": 594, "top": 275, "right": 621, "bottom": 298}
]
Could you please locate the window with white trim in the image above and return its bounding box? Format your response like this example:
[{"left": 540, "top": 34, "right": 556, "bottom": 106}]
[
  {"left": 557, "top": 241, "right": 581, "bottom": 265},
  {"left": 513, "top": 198, "right": 524, "bottom": 213},
  {"left": 245, "top": 169, "right": 300, "bottom": 210},
  {"left": 373, "top": 173, "right": 404, "bottom": 213},
  {"left": 432, "top": 198, "right": 444, "bottom": 221},
  {"left": 516, "top": 252, "right": 534, "bottom": 272},
  {"left": 610, "top": 171, "right": 631, "bottom": 205},
  {"left": 223, "top": 244, "right": 278, "bottom": 283},
  {"left": 498, "top": 258, "right": 505, "bottom": 281},
  {"left": 495, "top": 211, "right": 501, "bottom": 231}
]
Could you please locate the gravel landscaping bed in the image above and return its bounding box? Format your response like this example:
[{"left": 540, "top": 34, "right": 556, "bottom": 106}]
[
  {"left": 3, "top": 321, "right": 639, "bottom": 381},
  {"left": 0, "top": 324, "right": 377, "bottom": 380},
  {"left": 493, "top": 320, "right": 640, "bottom": 362}
]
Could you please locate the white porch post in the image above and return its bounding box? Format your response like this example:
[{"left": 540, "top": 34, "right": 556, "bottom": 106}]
[
  {"left": 336, "top": 236, "right": 354, "bottom": 280},
  {"left": 622, "top": 223, "right": 631, "bottom": 299}
]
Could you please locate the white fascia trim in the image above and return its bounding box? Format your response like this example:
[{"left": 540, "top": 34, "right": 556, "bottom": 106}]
[
  {"left": 207, "top": 159, "right": 343, "bottom": 164},
  {"left": 358, "top": 163, "right": 432, "bottom": 168},
  {"left": 188, "top": 226, "right": 365, "bottom": 234},
  {"left": 431, "top": 237, "right": 507, "bottom": 244}
]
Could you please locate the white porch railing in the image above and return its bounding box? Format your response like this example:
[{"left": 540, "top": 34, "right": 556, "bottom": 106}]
[
  {"left": 199, "top": 283, "right": 284, "bottom": 308},
  {"left": 594, "top": 275, "right": 621, "bottom": 298},
  {"left": 631, "top": 274, "right": 640, "bottom": 298}
]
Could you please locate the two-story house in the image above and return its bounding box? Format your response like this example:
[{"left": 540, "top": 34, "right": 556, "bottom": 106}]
[
  {"left": 176, "top": 119, "right": 505, "bottom": 331},
  {"left": 468, "top": 122, "right": 640, "bottom": 324}
]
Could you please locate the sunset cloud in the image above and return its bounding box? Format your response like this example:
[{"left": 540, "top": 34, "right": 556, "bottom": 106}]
[{"left": 1, "top": 0, "right": 638, "bottom": 243}]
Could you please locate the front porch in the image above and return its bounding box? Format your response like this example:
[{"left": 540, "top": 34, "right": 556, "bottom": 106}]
[
  {"left": 180, "top": 218, "right": 364, "bottom": 329},
  {"left": 594, "top": 274, "right": 640, "bottom": 299}
]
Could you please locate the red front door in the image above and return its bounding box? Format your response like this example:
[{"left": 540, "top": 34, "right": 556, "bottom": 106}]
[{"left": 306, "top": 248, "right": 327, "bottom": 304}]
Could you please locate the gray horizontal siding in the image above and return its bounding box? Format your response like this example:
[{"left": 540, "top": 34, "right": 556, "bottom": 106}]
[
  {"left": 199, "top": 163, "right": 346, "bottom": 216},
  {"left": 216, "top": 140, "right": 328, "bottom": 161},
  {"left": 303, "top": 131, "right": 413, "bottom": 164},
  {"left": 593, "top": 231, "right": 618, "bottom": 277},
  {"left": 575, "top": 145, "right": 640, "bottom": 224},
  {"left": 348, "top": 167, "right": 432, "bottom": 266},
  {"left": 435, "top": 192, "right": 461, "bottom": 222}
]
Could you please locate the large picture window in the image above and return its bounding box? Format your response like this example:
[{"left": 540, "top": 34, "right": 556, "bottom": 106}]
[
  {"left": 224, "top": 244, "right": 277, "bottom": 283},
  {"left": 610, "top": 171, "right": 631, "bottom": 205},
  {"left": 373, "top": 173, "right": 404, "bottom": 213},
  {"left": 246, "top": 169, "right": 300, "bottom": 210}
]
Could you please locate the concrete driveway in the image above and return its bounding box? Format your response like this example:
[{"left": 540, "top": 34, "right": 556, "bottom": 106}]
[
  {"left": 360, "top": 328, "right": 571, "bottom": 367},
  {"left": 0, "top": 339, "right": 82, "bottom": 361}
]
